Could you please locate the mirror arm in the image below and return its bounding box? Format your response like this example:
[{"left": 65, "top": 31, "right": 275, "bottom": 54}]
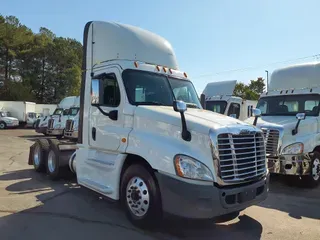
[
  {"left": 253, "top": 116, "right": 259, "bottom": 126},
  {"left": 292, "top": 119, "right": 301, "bottom": 135},
  {"left": 180, "top": 112, "right": 191, "bottom": 141},
  {"left": 94, "top": 105, "right": 118, "bottom": 121}
]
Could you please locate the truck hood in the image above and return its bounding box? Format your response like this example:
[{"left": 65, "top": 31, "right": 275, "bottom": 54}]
[
  {"left": 1, "top": 117, "right": 18, "bottom": 121},
  {"left": 245, "top": 115, "right": 318, "bottom": 136},
  {"left": 135, "top": 106, "right": 254, "bottom": 135}
]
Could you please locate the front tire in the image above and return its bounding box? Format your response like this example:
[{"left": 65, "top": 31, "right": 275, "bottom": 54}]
[
  {"left": 303, "top": 151, "right": 320, "bottom": 188},
  {"left": 120, "top": 164, "right": 162, "bottom": 229},
  {"left": 0, "top": 121, "right": 7, "bottom": 129}
]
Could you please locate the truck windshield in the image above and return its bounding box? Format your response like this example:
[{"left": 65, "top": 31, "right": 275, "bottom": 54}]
[
  {"left": 122, "top": 70, "right": 201, "bottom": 108},
  {"left": 257, "top": 94, "right": 320, "bottom": 116},
  {"left": 53, "top": 108, "right": 63, "bottom": 115},
  {"left": 0, "top": 112, "right": 10, "bottom": 117},
  {"left": 205, "top": 100, "right": 227, "bottom": 114},
  {"left": 69, "top": 107, "right": 79, "bottom": 116}
]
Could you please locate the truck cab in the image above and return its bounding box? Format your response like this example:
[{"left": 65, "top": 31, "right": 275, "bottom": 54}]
[
  {"left": 29, "top": 21, "right": 269, "bottom": 228},
  {"left": 202, "top": 80, "right": 257, "bottom": 120},
  {"left": 26, "top": 112, "right": 38, "bottom": 128},
  {"left": 0, "top": 110, "right": 19, "bottom": 129},
  {"left": 246, "top": 62, "right": 320, "bottom": 187}
]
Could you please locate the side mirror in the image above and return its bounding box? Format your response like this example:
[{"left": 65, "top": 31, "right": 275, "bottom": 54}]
[
  {"left": 252, "top": 108, "right": 262, "bottom": 117},
  {"left": 200, "top": 93, "right": 206, "bottom": 109},
  {"left": 91, "top": 79, "right": 100, "bottom": 105},
  {"left": 252, "top": 108, "right": 261, "bottom": 126},
  {"left": 173, "top": 100, "right": 191, "bottom": 141},
  {"left": 292, "top": 112, "right": 306, "bottom": 135},
  {"left": 229, "top": 114, "right": 237, "bottom": 118},
  {"left": 296, "top": 113, "right": 306, "bottom": 120},
  {"left": 173, "top": 100, "right": 187, "bottom": 113}
]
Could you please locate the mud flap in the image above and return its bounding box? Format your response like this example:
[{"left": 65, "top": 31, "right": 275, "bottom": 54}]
[{"left": 28, "top": 143, "right": 36, "bottom": 165}]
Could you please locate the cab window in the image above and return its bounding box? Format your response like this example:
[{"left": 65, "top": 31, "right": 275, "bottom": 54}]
[{"left": 227, "top": 103, "right": 241, "bottom": 119}]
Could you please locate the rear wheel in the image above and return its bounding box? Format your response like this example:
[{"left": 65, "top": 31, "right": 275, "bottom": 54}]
[
  {"left": 33, "top": 139, "right": 49, "bottom": 172},
  {"left": 46, "top": 140, "right": 64, "bottom": 180},
  {"left": 120, "top": 164, "right": 162, "bottom": 229},
  {"left": 0, "top": 121, "right": 7, "bottom": 129},
  {"left": 303, "top": 151, "right": 320, "bottom": 188}
]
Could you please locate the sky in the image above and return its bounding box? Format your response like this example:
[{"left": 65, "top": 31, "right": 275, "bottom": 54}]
[{"left": 2, "top": 0, "right": 320, "bottom": 94}]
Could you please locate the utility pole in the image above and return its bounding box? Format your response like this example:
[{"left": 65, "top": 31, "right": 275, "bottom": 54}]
[{"left": 265, "top": 70, "right": 269, "bottom": 91}]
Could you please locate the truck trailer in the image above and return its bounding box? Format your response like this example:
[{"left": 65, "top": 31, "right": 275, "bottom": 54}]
[
  {"left": 246, "top": 62, "right": 320, "bottom": 187},
  {"left": 28, "top": 21, "right": 269, "bottom": 228}
]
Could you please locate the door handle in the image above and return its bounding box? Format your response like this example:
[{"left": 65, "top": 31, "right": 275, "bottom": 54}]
[{"left": 92, "top": 127, "right": 96, "bottom": 141}]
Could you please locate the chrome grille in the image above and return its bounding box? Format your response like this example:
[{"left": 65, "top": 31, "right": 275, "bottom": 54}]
[
  {"left": 48, "top": 119, "right": 54, "bottom": 129},
  {"left": 217, "top": 132, "right": 266, "bottom": 183},
  {"left": 262, "top": 129, "right": 279, "bottom": 156},
  {"left": 65, "top": 120, "right": 73, "bottom": 132}
]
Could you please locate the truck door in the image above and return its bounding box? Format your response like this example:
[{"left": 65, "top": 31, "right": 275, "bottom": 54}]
[{"left": 89, "top": 67, "right": 123, "bottom": 151}]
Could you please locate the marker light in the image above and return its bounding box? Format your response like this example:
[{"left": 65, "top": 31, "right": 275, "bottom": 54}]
[
  {"left": 184, "top": 72, "right": 188, "bottom": 78},
  {"left": 134, "top": 61, "right": 138, "bottom": 68},
  {"left": 169, "top": 69, "right": 173, "bottom": 74},
  {"left": 156, "top": 65, "right": 160, "bottom": 71},
  {"left": 163, "top": 67, "right": 167, "bottom": 73}
]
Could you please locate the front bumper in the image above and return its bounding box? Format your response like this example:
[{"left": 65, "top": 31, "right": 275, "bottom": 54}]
[
  {"left": 6, "top": 122, "right": 19, "bottom": 127},
  {"left": 47, "top": 129, "right": 64, "bottom": 136},
  {"left": 155, "top": 172, "right": 269, "bottom": 219},
  {"left": 64, "top": 130, "right": 78, "bottom": 139},
  {"left": 267, "top": 154, "right": 311, "bottom": 175}
]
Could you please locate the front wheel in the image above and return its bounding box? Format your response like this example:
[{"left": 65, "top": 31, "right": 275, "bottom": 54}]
[
  {"left": 0, "top": 121, "right": 7, "bottom": 129},
  {"left": 120, "top": 164, "right": 162, "bottom": 229},
  {"left": 303, "top": 151, "right": 320, "bottom": 188}
]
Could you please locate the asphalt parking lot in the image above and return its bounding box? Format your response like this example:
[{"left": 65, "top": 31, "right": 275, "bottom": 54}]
[{"left": 0, "top": 129, "right": 319, "bottom": 240}]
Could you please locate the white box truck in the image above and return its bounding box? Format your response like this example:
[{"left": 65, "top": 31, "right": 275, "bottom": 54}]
[
  {"left": 246, "top": 62, "right": 320, "bottom": 187},
  {"left": 0, "top": 101, "right": 37, "bottom": 126},
  {"left": 201, "top": 80, "right": 257, "bottom": 121},
  {"left": 28, "top": 21, "right": 269, "bottom": 228}
]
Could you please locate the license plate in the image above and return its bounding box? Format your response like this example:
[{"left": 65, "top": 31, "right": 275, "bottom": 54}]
[{"left": 238, "top": 189, "right": 256, "bottom": 203}]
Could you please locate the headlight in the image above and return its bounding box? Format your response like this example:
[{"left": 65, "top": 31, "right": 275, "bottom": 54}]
[
  {"left": 174, "top": 155, "right": 213, "bottom": 181},
  {"left": 282, "top": 142, "right": 304, "bottom": 155},
  {"left": 5, "top": 120, "right": 12, "bottom": 123}
]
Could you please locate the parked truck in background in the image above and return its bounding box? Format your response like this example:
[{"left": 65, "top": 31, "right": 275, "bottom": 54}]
[
  {"left": 64, "top": 110, "right": 79, "bottom": 140},
  {"left": 28, "top": 21, "right": 269, "bottom": 228},
  {"left": 201, "top": 80, "right": 257, "bottom": 121},
  {"left": 35, "top": 97, "right": 77, "bottom": 135},
  {"left": 0, "top": 101, "right": 37, "bottom": 126},
  {"left": 246, "top": 62, "right": 320, "bottom": 187},
  {"left": 35, "top": 104, "right": 57, "bottom": 117},
  {"left": 0, "top": 109, "right": 19, "bottom": 129},
  {"left": 46, "top": 96, "right": 79, "bottom": 139}
]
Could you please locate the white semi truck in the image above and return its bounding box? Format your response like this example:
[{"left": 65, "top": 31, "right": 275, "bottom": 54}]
[
  {"left": 64, "top": 110, "right": 79, "bottom": 140},
  {"left": 35, "top": 97, "right": 77, "bottom": 135},
  {"left": 246, "top": 62, "right": 320, "bottom": 187},
  {"left": 46, "top": 96, "right": 79, "bottom": 138},
  {"left": 201, "top": 80, "right": 257, "bottom": 121},
  {"left": 28, "top": 21, "right": 268, "bottom": 228}
]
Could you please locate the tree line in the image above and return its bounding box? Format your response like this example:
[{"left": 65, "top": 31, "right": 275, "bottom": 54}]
[
  {"left": 0, "top": 15, "right": 82, "bottom": 104},
  {"left": 233, "top": 77, "right": 265, "bottom": 100}
]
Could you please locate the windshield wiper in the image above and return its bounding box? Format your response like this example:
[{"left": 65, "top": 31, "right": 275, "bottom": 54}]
[
  {"left": 135, "top": 101, "right": 165, "bottom": 106},
  {"left": 186, "top": 103, "right": 199, "bottom": 109}
]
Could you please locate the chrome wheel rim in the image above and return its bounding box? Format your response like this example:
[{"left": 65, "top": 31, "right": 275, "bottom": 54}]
[
  {"left": 126, "top": 177, "right": 150, "bottom": 217},
  {"left": 312, "top": 158, "right": 320, "bottom": 181},
  {"left": 48, "top": 150, "right": 56, "bottom": 173},
  {"left": 33, "top": 144, "right": 41, "bottom": 167}
]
